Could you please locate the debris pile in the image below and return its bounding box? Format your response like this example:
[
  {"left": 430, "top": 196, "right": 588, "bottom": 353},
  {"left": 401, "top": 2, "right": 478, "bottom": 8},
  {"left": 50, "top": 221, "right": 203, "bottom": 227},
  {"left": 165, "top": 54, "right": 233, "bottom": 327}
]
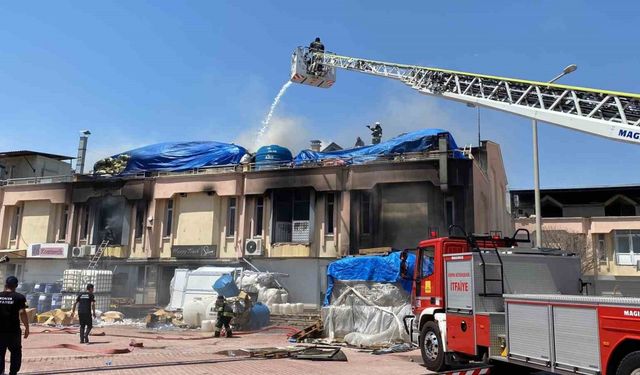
[
  {"left": 145, "top": 309, "right": 186, "bottom": 329},
  {"left": 93, "top": 154, "right": 131, "bottom": 175}
]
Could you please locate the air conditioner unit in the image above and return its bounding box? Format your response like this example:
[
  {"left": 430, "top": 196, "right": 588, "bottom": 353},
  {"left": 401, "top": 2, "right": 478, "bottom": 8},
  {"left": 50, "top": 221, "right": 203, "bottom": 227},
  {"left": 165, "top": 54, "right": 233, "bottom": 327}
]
[
  {"left": 72, "top": 247, "right": 87, "bottom": 257},
  {"left": 245, "top": 238, "right": 263, "bottom": 257},
  {"left": 84, "top": 245, "right": 97, "bottom": 256}
]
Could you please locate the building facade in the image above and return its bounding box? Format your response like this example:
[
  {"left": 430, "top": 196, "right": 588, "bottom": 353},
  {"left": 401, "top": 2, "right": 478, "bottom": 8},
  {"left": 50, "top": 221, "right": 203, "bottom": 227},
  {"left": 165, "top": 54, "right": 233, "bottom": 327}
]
[
  {"left": 511, "top": 185, "right": 640, "bottom": 296},
  {"left": 0, "top": 137, "right": 511, "bottom": 307}
]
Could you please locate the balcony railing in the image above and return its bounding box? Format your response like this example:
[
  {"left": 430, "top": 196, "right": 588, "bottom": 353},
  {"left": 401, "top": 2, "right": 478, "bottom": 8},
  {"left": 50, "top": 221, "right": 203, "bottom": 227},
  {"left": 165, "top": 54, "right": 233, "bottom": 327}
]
[{"left": 2, "top": 175, "right": 74, "bottom": 186}]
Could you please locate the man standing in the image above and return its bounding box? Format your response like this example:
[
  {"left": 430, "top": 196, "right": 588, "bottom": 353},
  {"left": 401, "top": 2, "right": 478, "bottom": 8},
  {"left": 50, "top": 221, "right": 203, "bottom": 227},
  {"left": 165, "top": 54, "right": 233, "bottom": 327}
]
[
  {"left": 71, "top": 283, "right": 96, "bottom": 344},
  {"left": 213, "top": 295, "right": 234, "bottom": 338},
  {"left": 0, "top": 276, "right": 29, "bottom": 375}
]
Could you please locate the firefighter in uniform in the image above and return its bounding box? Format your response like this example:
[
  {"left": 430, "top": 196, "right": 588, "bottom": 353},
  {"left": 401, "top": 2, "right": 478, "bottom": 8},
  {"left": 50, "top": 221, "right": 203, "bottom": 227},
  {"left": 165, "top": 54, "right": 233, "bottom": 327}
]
[{"left": 213, "top": 295, "right": 234, "bottom": 338}]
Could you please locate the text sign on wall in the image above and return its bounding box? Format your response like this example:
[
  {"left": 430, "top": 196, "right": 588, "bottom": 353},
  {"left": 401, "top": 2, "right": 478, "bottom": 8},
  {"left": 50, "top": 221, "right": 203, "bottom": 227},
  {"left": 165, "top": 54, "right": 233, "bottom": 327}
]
[
  {"left": 27, "top": 243, "right": 69, "bottom": 259},
  {"left": 446, "top": 258, "right": 473, "bottom": 311},
  {"left": 171, "top": 245, "right": 217, "bottom": 259}
]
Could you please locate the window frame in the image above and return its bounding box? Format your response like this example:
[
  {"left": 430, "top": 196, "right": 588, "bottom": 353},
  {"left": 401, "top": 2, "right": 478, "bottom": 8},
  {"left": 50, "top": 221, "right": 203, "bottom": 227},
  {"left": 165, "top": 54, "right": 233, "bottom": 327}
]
[
  {"left": 59, "top": 205, "right": 69, "bottom": 240},
  {"left": 445, "top": 197, "right": 455, "bottom": 229},
  {"left": 227, "top": 197, "right": 237, "bottom": 237},
  {"left": 360, "top": 191, "right": 372, "bottom": 235},
  {"left": 254, "top": 197, "right": 264, "bottom": 238},
  {"left": 614, "top": 230, "right": 640, "bottom": 266},
  {"left": 10, "top": 205, "right": 22, "bottom": 241},
  {"left": 164, "top": 199, "right": 174, "bottom": 238},
  {"left": 135, "top": 202, "right": 146, "bottom": 240},
  {"left": 325, "top": 192, "right": 335, "bottom": 235}
]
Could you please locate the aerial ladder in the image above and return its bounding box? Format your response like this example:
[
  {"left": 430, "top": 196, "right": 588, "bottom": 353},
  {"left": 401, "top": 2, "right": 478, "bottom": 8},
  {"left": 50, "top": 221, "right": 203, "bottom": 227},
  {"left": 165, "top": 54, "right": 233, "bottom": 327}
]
[{"left": 290, "top": 46, "right": 640, "bottom": 144}]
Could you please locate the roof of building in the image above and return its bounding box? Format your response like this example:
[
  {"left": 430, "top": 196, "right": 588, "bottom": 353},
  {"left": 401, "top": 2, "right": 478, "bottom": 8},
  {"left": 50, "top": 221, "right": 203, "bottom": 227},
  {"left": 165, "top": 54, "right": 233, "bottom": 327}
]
[
  {"left": 511, "top": 183, "right": 640, "bottom": 195},
  {"left": 0, "top": 150, "right": 74, "bottom": 161}
]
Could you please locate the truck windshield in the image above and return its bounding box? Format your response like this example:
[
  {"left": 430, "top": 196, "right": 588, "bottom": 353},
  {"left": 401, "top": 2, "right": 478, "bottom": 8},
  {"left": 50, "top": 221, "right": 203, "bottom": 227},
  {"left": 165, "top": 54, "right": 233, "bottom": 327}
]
[{"left": 420, "top": 246, "right": 435, "bottom": 278}]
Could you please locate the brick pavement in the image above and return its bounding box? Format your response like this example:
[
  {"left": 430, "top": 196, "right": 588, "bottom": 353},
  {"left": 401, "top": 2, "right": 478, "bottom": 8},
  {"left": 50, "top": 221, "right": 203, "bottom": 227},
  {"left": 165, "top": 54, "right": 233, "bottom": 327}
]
[{"left": 4, "top": 325, "right": 429, "bottom": 375}]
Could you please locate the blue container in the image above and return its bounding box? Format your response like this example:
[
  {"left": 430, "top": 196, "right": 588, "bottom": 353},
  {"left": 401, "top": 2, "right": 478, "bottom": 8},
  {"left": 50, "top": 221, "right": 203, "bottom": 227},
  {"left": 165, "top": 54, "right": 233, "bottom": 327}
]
[
  {"left": 33, "top": 283, "right": 46, "bottom": 293},
  {"left": 255, "top": 145, "right": 293, "bottom": 170},
  {"left": 213, "top": 274, "right": 239, "bottom": 298},
  {"left": 37, "top": 294, "right": 52, "bottom": 313},
  {"left": 248, "top": 302, "right": 270, "bottom": 330},
  {"left": 51, "top": 293, "right": 63, "bottom": 310},
  {"left": 26, "top": 293, "right": 40, "bottom": 309}
]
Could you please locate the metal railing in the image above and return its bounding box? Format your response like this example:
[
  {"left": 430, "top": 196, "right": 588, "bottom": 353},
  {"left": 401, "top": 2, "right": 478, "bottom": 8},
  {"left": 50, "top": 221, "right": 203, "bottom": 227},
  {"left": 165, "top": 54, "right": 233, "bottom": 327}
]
[{"left": 3, "top": 175, "right": 74, "bottom": 186}]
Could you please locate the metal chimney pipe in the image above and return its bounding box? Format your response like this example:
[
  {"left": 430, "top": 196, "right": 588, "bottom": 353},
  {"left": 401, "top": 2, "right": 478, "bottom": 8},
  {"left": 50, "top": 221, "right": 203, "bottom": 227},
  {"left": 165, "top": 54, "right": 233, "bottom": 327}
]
[{"left": 76, "top": 130, "right": 91, "bottom": 174}]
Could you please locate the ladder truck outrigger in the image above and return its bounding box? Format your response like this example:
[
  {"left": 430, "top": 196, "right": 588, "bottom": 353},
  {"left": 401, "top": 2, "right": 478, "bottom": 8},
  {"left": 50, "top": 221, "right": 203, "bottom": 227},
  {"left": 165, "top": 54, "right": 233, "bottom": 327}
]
[{"left": 290, "top": 45, "right": 640, "bottom": 375}]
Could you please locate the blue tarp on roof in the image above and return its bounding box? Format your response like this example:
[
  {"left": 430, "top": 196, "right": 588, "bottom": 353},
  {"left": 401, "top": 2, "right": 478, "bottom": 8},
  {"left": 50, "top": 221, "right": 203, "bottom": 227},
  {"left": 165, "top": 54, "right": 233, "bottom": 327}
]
[
  {"left": 113, "top": 141, "right": 247, "bottom": 174},
  {"left": 295, "top": 128, "right": 462, "bottom": 165},
  {"left": 323, "top": 251, "right": 415, "bottom": 306}
]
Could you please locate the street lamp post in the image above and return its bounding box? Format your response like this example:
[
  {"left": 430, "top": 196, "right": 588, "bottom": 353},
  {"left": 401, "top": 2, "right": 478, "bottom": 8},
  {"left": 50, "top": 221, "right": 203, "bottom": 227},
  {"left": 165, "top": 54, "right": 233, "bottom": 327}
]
[{"left": 532, "top": 64, "right": 577, "bottom": 247}]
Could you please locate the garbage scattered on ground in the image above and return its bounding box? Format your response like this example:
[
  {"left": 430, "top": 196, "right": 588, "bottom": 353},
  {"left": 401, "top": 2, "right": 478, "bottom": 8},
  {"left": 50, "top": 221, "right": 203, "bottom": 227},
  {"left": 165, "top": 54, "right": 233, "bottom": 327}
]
[
  {"left": 371, "top": 343, "right": 415, "bottom": 355},
  {"left": 101, "top": 311, "right": 125, "bottom": 323},
  {"left": 219, "top": 345, "right": 347, "bottom": 361},
  {"left": 37, "top": 309, "right": 73, "bottom": 326},
  {"left": 145, "top": 309, "right": 186, "bottom": 328}
]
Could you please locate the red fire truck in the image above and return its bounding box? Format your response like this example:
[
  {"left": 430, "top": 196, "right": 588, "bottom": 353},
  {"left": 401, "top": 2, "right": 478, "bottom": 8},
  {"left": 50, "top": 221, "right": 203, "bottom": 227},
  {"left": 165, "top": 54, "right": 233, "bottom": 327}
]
[{"left": 405, "top": 227, "right": 640, "bottom": 375}]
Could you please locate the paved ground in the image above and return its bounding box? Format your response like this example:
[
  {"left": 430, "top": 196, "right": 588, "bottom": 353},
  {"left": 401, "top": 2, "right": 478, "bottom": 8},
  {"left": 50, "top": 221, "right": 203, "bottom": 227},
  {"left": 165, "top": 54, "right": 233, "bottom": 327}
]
[{"left": 8, "top": 324, "right": 430, "bottom": 375}]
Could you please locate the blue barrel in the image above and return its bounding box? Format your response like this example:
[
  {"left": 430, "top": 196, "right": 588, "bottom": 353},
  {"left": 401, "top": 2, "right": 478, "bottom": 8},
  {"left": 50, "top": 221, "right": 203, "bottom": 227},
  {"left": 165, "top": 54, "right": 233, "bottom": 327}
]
[
  {"left": 255, "top": 145, "right": 292, "bottom": 170},
  {"left": 248, "top": 302, "right": 270, "bottom": 330},
  {"left": 44, "top": 283, "right": 62, "bottom": 294},
  {"left": 33, "top": 283, "right": 46, "bottom": 293},
  {"left": 37, "top": 294, "right": 52, "bottom": 313},
  {"left": 213, "top": 274, "right": 239, "bottom": 298},
  {"left": 26, "top": 293, "right": 39, "bottom": 309},
  {"left": 51, "top": 293, "right": 63, "bottom": 310}
]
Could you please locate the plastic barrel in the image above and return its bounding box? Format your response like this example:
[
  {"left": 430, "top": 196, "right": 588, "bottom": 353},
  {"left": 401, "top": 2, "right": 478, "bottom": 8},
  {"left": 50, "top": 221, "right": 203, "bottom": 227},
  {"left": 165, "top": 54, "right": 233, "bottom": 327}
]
[
  {"left": 33, "top": 283, "right": 46, "bottom": 293},
  {"left": 213, "top": 274, "right": 239, "bottom": 298},
  {"left": 248, "top": 303, "right": 270, "bottom": 330},
  {"left": 37, "top": 294, "right": 52, "bottom": 313},
  {"left": 51, "top": 293, "right": 63, "bottom": 310},
  {"left": 26, "top": 293, "right": 40, "bottom": 309}
]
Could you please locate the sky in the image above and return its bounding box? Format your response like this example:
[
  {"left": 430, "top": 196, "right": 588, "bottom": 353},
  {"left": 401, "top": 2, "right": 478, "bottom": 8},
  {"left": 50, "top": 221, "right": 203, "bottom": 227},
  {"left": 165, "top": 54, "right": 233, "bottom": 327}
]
[{"left": 0, "top": 1, "right": 638, "bottom": 189}]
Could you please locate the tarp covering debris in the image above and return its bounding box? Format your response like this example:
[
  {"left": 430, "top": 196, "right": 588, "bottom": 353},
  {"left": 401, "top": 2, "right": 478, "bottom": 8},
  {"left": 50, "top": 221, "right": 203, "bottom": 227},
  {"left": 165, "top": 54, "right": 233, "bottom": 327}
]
[
  {"left": 95, "top": 141, "right": 247, "bottom": 175},
  {"left": 294, "top": 128, "right": 461, "bottom": 166},
  {"left": 324, "top": 251, "right": 415, "bottom": 306}
]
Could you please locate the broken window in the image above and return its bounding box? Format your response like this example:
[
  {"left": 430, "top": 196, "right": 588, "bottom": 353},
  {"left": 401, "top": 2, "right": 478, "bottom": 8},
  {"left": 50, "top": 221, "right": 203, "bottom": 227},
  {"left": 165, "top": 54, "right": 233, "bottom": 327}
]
[
  {"left": 273, "top": 188, "right": 311, "bottom": 243},
  {"left": 81, "top": 205, "right": 90, "bottom": 240},
  {"left": 91, "top": 195, "right": 128, "bottom": 245}
]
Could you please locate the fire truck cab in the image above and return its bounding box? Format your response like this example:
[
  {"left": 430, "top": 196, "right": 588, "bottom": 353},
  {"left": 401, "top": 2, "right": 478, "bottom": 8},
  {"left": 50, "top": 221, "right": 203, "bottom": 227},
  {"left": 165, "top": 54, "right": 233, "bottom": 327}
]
[{"left": 406, "top": 227, "right": 640, "bottom": 375}]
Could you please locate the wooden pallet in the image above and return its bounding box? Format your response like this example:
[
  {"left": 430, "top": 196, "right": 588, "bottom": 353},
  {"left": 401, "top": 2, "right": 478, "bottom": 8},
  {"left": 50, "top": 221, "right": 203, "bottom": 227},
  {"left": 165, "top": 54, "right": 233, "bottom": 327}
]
[{"left": 290, "top": 320, "right": 323, "bottom": 342}]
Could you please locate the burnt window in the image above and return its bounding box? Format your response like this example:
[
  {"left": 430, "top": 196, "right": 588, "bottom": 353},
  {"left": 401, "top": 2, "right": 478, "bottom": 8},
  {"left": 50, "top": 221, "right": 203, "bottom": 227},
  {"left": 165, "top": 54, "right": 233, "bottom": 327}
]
[
  {"left": 135, "top": 203, "right": 145, "bottom": 239},
  {"left": 361, "top": 191, "right": 371, "bottom": 235},
  {"left": 326, "top": 193, "right": 335, "bottom": 234},
  {"left": 273, "top": 189, "right": 311, "bottom": 243},
  {"left": 59, "top": 205, "right": 69, "bottom": 240},
  {"left": 10, "top": 205, "right": 21, "bottom": 241},
  {"left": 81, "top": 205, "right": 90, "bottom": 240}
]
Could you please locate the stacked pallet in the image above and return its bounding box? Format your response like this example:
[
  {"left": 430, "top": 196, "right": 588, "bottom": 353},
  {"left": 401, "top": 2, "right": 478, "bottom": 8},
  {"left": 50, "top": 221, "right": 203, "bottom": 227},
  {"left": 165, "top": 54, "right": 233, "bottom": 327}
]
[{"left": 269, "top": 312, "right": 321, "bottom": 329}]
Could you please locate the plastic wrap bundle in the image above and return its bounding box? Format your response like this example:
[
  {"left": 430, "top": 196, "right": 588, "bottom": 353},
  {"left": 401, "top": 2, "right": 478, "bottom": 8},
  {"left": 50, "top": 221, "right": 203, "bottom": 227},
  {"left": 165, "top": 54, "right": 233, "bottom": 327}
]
[
  {"left": 63, "top": 270, "right": 112, "bottom": 293},
  {"left": 322, "top": 281, "right": 411, "bottom": 347}
]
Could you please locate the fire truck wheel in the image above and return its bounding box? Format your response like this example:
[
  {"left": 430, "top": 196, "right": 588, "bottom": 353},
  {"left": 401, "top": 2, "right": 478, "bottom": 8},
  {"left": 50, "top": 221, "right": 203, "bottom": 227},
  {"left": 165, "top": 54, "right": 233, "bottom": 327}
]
[
  {"left": 420, "top": 321, "right": 446, "bottom": 371},
  {"left": 617, "top": 351, "right": 640, "bottom": 375}
]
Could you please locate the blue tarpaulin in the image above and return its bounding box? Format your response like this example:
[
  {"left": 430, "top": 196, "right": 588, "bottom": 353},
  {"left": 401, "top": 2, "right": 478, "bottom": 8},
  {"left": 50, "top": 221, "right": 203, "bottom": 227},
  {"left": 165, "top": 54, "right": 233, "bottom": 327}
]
[
  {"left": 295, "top": 128, "right": 462, "bottom": 166},
  {"left": 111, "top": 141, "right": 247, "bottom": 174},
  {"left": 324, "top": 251, "right": 416, "bottom": 306}
]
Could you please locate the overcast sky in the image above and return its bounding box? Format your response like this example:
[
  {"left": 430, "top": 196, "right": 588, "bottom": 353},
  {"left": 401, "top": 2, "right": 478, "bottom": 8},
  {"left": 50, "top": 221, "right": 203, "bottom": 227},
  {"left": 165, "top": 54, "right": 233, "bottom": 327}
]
[{"left": 0, "top": 1, "right": 638, "bottom": 189}]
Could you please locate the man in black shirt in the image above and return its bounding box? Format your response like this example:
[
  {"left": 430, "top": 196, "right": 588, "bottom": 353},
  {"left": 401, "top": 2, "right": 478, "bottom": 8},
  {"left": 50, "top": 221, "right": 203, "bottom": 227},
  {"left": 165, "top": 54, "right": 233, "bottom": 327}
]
[
  {"left": 71, "top": 283, "right": 96, "bottom": 344},
  {"left": 0, "top": 276, "right": 29, "bottom": 375}
]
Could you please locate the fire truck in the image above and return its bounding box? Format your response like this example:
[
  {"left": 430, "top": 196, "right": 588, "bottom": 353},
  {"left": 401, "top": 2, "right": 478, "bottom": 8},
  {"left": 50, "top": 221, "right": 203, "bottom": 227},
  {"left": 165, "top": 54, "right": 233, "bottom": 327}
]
[
  {"left": 289, "top": 43, "right": 640, "bottom": 374},
  {"left": 403, "top": 228, "right": 640, "bottom": 375}
]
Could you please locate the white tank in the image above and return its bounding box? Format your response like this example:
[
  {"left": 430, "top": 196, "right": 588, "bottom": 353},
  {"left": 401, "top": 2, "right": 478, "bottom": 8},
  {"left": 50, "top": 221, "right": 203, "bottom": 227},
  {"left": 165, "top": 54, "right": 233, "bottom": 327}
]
[
  {"left": 271, "top": 304, "right": 280, "bottom": 315},
  {"left": 201, "top": 320, "right": 214, "bottom": 332},
  {"left": 296, "top": 303, "right": 304, "bottom": 314},
  {"left": 183, "top": 298, "right": 208, "bottom": 327}
]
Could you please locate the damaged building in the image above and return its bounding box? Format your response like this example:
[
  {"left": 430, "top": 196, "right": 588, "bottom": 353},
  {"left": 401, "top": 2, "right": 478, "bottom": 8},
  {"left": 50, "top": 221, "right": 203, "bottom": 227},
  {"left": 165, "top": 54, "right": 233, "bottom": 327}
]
[{"left": 0, "top": 129, "right": 511, "bottom": 309}]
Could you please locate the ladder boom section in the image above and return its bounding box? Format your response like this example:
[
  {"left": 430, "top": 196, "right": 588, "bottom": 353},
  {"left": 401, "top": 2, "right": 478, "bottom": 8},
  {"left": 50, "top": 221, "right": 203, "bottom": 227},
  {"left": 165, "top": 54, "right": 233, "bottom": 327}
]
[{"left": 319, "top": 52, "right": 640, "bottom": 144}]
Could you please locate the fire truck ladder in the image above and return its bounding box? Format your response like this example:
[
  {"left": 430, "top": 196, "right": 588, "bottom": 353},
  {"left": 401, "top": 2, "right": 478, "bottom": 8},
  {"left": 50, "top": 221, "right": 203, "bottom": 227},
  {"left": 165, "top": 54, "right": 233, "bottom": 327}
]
[
  {"left": 313, "top": 52, "right": 640, "bottom": 144},
  {"left": 472, "top": 237, "right": 505, "bottom": 297},
  {"left": 88, "top": 240, "right": 109, "bottom": 270}
]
